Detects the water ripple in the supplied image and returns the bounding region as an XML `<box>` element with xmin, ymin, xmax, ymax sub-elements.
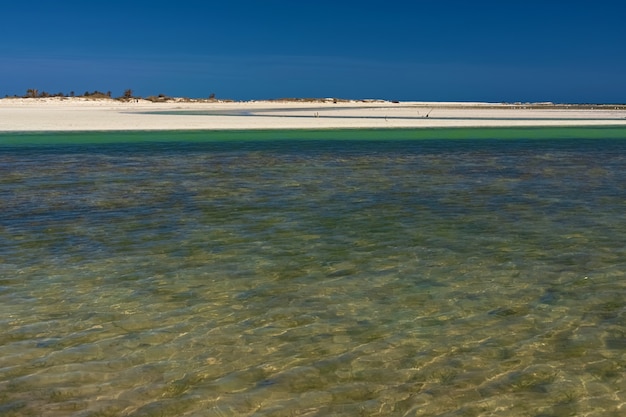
<box><xmin>1</xmin><ymin>133</ymin><xmax>625</xmax><ymax>415</ymax></box>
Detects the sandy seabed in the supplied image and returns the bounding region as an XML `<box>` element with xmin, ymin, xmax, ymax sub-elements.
<box><xmin>1</xmin><ymin>97</ymin><xmax>626</xmax><ymax>132</ymax></box>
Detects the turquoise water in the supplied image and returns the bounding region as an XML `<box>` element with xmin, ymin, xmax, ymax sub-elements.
<box><xmin>1</xmin><ymin>128</ymin><xmax>625</xmax><ymax>416</ymax></box>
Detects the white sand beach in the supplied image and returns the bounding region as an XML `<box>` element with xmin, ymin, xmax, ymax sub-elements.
<box><xmin>1</xmin><ymin>97</ymin><xmax>626</xmax><ymax>131</ymax></box>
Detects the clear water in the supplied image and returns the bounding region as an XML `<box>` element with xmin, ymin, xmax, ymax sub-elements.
<box><xmin>1</xmin><ymin>128</ymin><xmax>625</xmax><ymax>416</ymax></box>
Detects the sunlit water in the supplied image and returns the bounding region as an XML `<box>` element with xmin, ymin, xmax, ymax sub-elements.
<box><xmin>1</xmin><ymin>129</ymin><xmax>625</xmax><ymax>416</ymax></box>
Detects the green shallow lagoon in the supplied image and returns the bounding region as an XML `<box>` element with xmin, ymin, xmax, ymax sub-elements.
<box><xmin>3</xmin><ymin>125</ymin><xmax>626</xmax><ymax>145</ymax></box>
<box><xmin>1</xmin><ymin>128</ymin><xmax>625</xmax><ymax>416</ymax></box>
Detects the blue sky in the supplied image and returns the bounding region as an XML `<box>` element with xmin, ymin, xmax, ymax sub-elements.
<box><xmin>2</xmin><ymin>1</ymin><xmax>625</xmax><ymax>103</ymax></box>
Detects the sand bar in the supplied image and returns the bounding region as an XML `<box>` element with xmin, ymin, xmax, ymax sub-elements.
<box><xmin>1</xmin><ymin>97</ymin><xmax>626</xmax><ymax>132</ymax></box>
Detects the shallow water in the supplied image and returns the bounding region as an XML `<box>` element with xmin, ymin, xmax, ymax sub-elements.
<box><xmin>1</xmin><ymin>129</ymin><xmax>625</xmax><ymax>416</ymax></box>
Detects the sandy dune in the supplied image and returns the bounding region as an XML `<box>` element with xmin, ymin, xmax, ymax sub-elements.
<box><xmin>1</xmin><ymin>97</ymin><xmax>625</xmax><ymax>131</ymax></box>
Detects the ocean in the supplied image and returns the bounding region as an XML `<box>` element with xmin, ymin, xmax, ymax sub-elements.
<box><xmin>1</xmin><ymin>128</ymin><xmax>625</xmax><ymax>416</ymax></box>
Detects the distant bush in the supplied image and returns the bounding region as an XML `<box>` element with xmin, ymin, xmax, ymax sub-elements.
<box><xmin>23</xmin><ymin>89</ymin><xmax>68</xmax><ymax>98</ymax></box>
<box><xmin>82</xmin><ymin>90</ymin><xmax>111</xmax><ymax>99</ymax></box>
<box><xmin>146</xmin><ymin>93</ymin><xmax>171</xmax><ymax>103</ymax></box>
<box><xmin>114</xmin><ymin>89</ymin><xmax>140</xmax><ymax>101</ymax></box>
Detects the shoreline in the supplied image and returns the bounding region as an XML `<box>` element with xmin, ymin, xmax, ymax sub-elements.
<box><xmin>1</xmin><ymin>97</ymin><xmax>626</xmax><ymax>132</ymax></box>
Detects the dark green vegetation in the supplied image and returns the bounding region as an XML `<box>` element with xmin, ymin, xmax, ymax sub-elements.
<box><xmin>5</xmin><ymin>88</ymin><xmax>220</xmax><ymax>102</ymax></box>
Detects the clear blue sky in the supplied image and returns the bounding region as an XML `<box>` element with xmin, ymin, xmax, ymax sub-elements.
<box><xmin>2</xmin><ymin>1</ymin><xmax>625</xmax><ymax>103</ymax></box>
